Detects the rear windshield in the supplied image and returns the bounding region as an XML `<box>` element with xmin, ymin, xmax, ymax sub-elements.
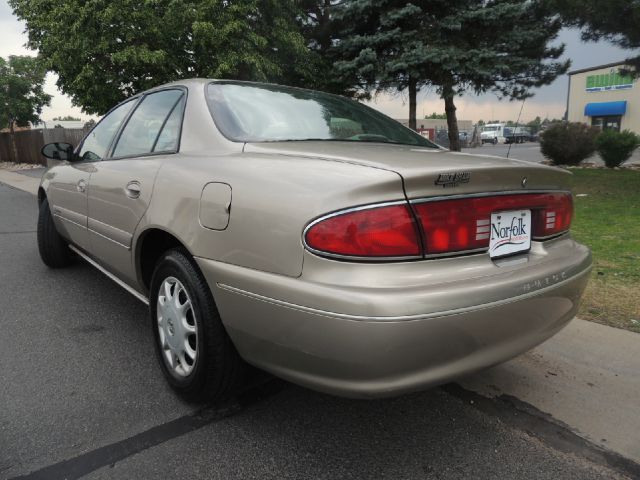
<box><xmin>206</xmin><ymin>82</ymin><xmax>438</xmax><ymax>148</ymax></box>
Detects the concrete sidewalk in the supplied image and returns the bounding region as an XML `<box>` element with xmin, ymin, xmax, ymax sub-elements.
<box><xmin>0</xmin><ymin>168</ymin><xmax>40</xmax><ymax>195</ymax></box>
<box><xmin>460</xmin><ymin>318</ymin><xmax>640</xmax><ymax>464</ymax></box>
<box><xmin>2</xmin><ymin>168</ymin><xmax>639</xmax><ymax>467</ymax></box>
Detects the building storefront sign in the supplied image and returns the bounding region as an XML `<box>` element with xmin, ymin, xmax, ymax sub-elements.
<box><xmin>586</xmin><ymin>70</ymin><xmax>634</xmax><ymax>92</ymax></box>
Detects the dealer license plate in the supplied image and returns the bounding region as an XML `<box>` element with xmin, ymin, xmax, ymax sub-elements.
<box><xmin>489</xmin><ymin>210</ymin><xmax>531</xmax><ymax>258</ymax></box>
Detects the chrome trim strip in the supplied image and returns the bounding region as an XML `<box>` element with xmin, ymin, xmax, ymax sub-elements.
<box><xmin>54</xmin><ymin>214</ymin><xmax>85</xmax><ymax>230</ymax></box>
<box><xmin>217</xmin><ymin>264</ymin><xmax>591</xmax><ymax>323</ymax></box>
<box><xmin>423</xmin><ymin>247</ymin><xmax>487</xmax><ymax>260</ymax></box>
<box><xmin>409</xmin><ymin>189</ymin><xmax>571</xmax><ymax>204</ymax></box>
<box><xmin>53</xmin><ymin>205</ymin><xmax>87</xmax><ymax>227</ymax></box>
<box><xmin>302</xmin><ymin>200</ymin><xmax>422</xmax><ymax>262</ymax></box>
<box><xmin>88</xmin><ymin>227</ymin><xmax>131</xmax><ymax>250</ymax></box>
<box><xmin>88</xmin><ymin>217</ymin><xmax>132</xmax><ymax>250</ymax></box>
<box><xmin>69</xmin><ymin>245</ymin><xmax>149</xmax><ymax>305</ymax></box>
<box><xmin>304</xmin><ymin>247</ymin><xmax>422</xmax><ymax>262</ymax></box>
<box><xmin>533</xmin><ymin>231</ymin><xmax>570</xmax><ymax>241</ymax></box>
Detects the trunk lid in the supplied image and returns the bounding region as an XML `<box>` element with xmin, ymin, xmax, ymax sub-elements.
<box><xmin>244</xmin><ymin>141</ymin><xmax>571</xmax><ymax>199</ymax></box>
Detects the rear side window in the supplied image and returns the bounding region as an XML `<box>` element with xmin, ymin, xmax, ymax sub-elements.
<box><xmin>79</xmin><ymin>99</ymin><xmax>136</xmax><ymax>161</ymax></box>
<box><xmin>153</xmin><ymin>96</ymin><xmax>185</xmax><ymax>152</ymax></box>
<box><xmin>112</xmin><ymin>89</ymin><xmax>184</xmax><ymax>158</ymax></box>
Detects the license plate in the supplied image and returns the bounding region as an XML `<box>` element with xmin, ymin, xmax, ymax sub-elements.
<box><xmin>489</xmin><ymin>209</ymin><xmax>531</xmax><ymax>258</ymax></box>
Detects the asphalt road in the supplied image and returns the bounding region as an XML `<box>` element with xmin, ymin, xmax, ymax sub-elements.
<box><xmin>463</xmin><ymin>143</ymin><xmax>546</xmax><ymax>163</ymax></box>
<box><xmin>463</xmin><ymin>141</ymin><xmax>640</xmax><ymax>165</ymax></box>
<box><xmin>0</xmin><ymin>182</ymin><xmax>631</xmax><ymax>480</ymax></box>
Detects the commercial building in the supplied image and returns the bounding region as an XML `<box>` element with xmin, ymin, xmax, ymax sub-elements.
<box><xmin>567</xmin><ymin>61</ymin><xmax>639</xmax><ymax>133</ymax></box>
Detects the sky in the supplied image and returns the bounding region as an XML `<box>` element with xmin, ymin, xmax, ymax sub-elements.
<box><xmin>1</xmin><ymin>0</ymin><xmax>637</xmax><ymax>123</ymax></box>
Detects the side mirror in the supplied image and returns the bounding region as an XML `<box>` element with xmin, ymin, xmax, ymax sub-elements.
<box><xmin>41</xmin><ymin>142</ymin><xmax>75</xmax><ymax>161</ymax></box>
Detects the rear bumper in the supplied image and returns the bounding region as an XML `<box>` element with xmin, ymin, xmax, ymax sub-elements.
<box><xmin>196</xmin><ymin>236</ymin><xmax>591</xmax><ymax>398</ymax></box>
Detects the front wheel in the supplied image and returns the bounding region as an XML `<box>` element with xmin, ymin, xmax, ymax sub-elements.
<box><xmin>37</xmin><ymin>198</ymin><xmax>74</xmax><ymax>268</ymax></box>
<box><xmin>492</xmin><ymin>137</ymin><xmax>498</xmax><ymax>145</ymax></box>
<box><xmin>149</xmin><ymin>248</ymin><xmax>244</xmax><ymax>403</ymax></box>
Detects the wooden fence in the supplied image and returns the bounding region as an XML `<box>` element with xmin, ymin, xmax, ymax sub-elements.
<box><xmin>0</xmin><ymin>127</ymin><xmax>89</xmax><ymax>165</ymax></box>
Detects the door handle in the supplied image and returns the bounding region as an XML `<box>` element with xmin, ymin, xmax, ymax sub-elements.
<box><xmin>76</xmin><ymin>179</ymin><xmax>87</xmax><ymax>193</ymax></box>
<box><xmin>125</xmin><ymin>181</ymin><xmax>141</xmax><ymax>198</ymax></box>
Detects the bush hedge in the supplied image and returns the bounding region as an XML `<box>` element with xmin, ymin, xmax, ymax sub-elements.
<box><xmin>540</xmin><ymin>122</ymin><xmax>599</xmax><ymax>166</ymax></box>
<box><xmin>595</xmin><ymin>129</ymin><xmax>640</xmax><ymax>168</ymax></box>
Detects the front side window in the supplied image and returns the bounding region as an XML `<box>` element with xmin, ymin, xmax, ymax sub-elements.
<box><xmin>78</xmin><ymin>99</ymin><xmax>136</xmax><ymax>161</ymax></box>
<box><xmin>206</xmin><ymin>82</ymin><xmax>438</xmax><ymax>148</ymax></box>
<box><xmin>112</xmin><ymin>89</ymin><xmax>184</xmax><ymax>158</ymax></box>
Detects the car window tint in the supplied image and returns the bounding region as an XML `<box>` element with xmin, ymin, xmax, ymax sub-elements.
<box><xmin>153</xmin><ymin>96</ymin><xmax>185</xmax><ymax>152</ymax></box>
<box><xmin>113</xmin><ymin>89</ymin><xmax>184</xmax><ymax>158</ymax></box>
<box><xmin>78</xmin><ymin>99</ymin><xmax>136</xmax><ymax>161</ymax></box>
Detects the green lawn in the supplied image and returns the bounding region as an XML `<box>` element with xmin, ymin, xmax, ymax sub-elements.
<box><xmin>569</xmin><ymin>168</ymin><xmax>640</xmax><ymax>332</ymax></box>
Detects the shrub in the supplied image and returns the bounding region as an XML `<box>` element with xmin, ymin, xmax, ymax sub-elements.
<box><xmin>540</xmin><ymin>122</ymin><xmax>599</xmax><ymax>166</ymax></box>
<box><xmin>595</xmin><ymin>129</ymin><xmax>640</xmax><ymax>168</ymax></box>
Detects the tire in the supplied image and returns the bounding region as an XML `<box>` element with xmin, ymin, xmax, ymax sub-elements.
<box><xmin>493</xmin><ymin>137</ymin><xmax>498</xmax><ymax>145</ymax></box>
<box><xmin>37</xmin><ymin>198</ymin><xmax>74</xmax><ymax>268</ymax></box>
<box><xmin>149</xmin><ymin>248</ymin><xmax>244</xmax><ymax>403</ymax></box>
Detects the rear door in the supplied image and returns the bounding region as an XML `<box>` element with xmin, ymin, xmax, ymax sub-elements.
<box><xmin>47</xmin><ymin>99</ymin><xmax>137</xmax><ymax>251</ymax></box>
<box><xmin>86</xmin><ymin>88</ymin><xmax>186</xmax><ymax>285</ymax></box>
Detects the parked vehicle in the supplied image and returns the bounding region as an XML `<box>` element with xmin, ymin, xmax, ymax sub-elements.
<box><xmin>528</xmin><ymin>131</ymin><xmax>540</xmax><ymax>142</ymax></box>
<box><xmin>455</xmin><ymin>131</ymin><xmax>472</xmax><ymax>148</ymax></box>
<box><xmin>504</xmin><ymin>126</ymin><xmax>530</xmax><ymax>144</ymax></box>
<box><xmin>38</xmin><ymin>79</ymin><xmax>591</xmax><ymax>402</ymax></box>
<box><xmin>480</xmin><ymin>123</ymin><xmax>506</xmax><ymax>144</ymax></box>
<box><xmin>435</xmin><ymin>128</ymin><xmax>450</xmax><ymax>148</ymax></box>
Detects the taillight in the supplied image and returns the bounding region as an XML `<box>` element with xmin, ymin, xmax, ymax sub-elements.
<box><xmin>412</xmin><ymin>192</ymin><xmax>573</xmax><ymax>255</ymax></box>
<box><xmin>304</xmin><ymin>192</ymin><xmax>572</xmax><ymax>260</ymax></box>
<box><xmin>304</xmin><ymin>204</ymin><xmax>421</xmax><ymax>258</ymax></box>
<box><xmin>530</xmin><ymin>193</ymin><xmax>573</xmax><ymax>238</ymax></box>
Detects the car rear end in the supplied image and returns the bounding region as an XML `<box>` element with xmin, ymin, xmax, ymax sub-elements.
<box><xmin>204</xmin><ymin>143</ymin><xmax>591</xmax><ymax>398</ymax></box>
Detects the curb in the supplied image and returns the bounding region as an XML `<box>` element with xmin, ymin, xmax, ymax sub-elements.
<box><xmin>0</xmin><ymin>169</ymin><xmax>40</xmax><ymax>195</ymax></box>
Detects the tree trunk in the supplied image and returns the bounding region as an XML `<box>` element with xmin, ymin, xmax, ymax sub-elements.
<box><xmin>319</xmin><ymin>0</ymin><xmax>332</xmax><ymax>52</ymax></box>
<box><xmin>442</xmin><ymin>83</ymin><xmax>461</xmax><ymax>151</ymax></box>
<box><xmin>408</xmin><ymin>77</ymin><xmax>417</xmax><ymax>131</ymax></box>
<box><xmin>9</xmin><ymin>119</ymin><xmax>19</xmax><ymax>164</ymax></box>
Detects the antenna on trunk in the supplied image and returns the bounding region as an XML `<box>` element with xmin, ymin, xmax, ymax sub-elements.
<box><xmin>507</xmin><ymin>99</ymin><xmax>526</xmax><ymax>159</ymax></box>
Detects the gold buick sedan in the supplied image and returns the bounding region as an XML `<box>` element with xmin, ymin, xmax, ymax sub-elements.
<box><xmin>38</xmin><ymin>79</ymin><xmax>592</xmax><ymax>402</ymax></box>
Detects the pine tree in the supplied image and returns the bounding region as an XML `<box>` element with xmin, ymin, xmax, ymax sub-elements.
<box><xmin>553</xmin><ymin>0</ymin><xmax>640</xmax><ymax>71</ymax></box>
<box><xmin>334</xmin><ymin>0</ymin><xmax>568</xmax><ymax>151</ymax></box>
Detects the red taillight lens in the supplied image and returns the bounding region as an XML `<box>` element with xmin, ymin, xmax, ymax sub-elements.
<box><xmin>412</xmin><ymin>192</ymin><xmax>573</xmax><ymax>255</ymax></box>
<box><xmin>305</xmin><ymin>204</ymin><xmax>421</xmax><ymax>257</ymax></box>
<box><xmin>530</xmin><ymin>193</ymin><xmax>573</xmax><ymax>238</ymax></box>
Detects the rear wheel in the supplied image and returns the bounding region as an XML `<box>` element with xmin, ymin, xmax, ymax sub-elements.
<box><xmin>37</xmin><ymin>198</ymin><xmax>74</xmax><ymax>268</ymax></box>
<box><xmin>149</xmin><ymin>248</ymin><xmax>244</xmax><ymax>403</ymax></box>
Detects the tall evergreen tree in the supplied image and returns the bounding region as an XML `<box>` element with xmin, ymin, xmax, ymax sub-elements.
<box><xmin>552</xmin><ymin>0</ymin><xmax>640</xmax><ymax>72</ymax></box>
<box><xmin>299</xmin><ymin>0</ymin><xmax>365</xmax><ymax>96</ymax></box>
<box><xmin>334</xmin><ymin>0</ymin><xmax>568</xmax><ymax>151</ymax></box>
